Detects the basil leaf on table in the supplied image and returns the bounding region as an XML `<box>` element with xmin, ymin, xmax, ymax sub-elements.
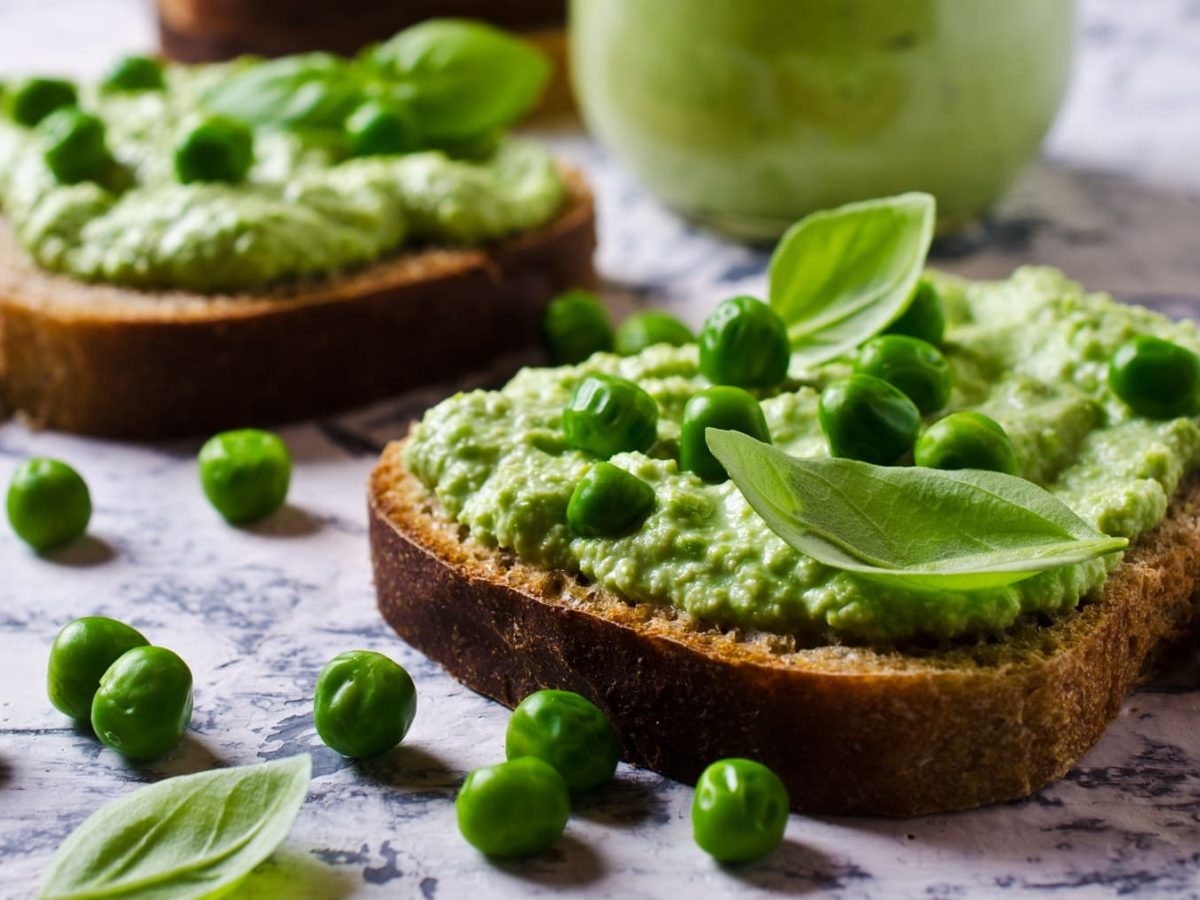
<box><xmin>39</xmin><ymin>755</ymin><xmax>311</xmax><ymax>900</ymax></box>
<box><xmin>706</xmin><ymin>429</ymin><xmax>1128</xmax><ymax>592</ymax></box>
<box><xmin>368</xmin><ymin>19</ymin><xmax>551</xmax><ymax>142</ymax></box>
<box><xmin>768</xmin><ymin>192</ymin><xmax>936</xmax><ymax>367</ymax></box>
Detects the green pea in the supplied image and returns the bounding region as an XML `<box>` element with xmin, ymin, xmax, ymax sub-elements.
<box><xmin>91</xmin><ymin>646</ymin><xmax>193</xmax><ymax>761</ymax></box>
<box><xmin>174</xmin><ymin>116</ymin><xmax>254</xmax><ymax>184</ymax></box>
<box><xmin>6</xmin><ymin>458</ymin><xmax>91</xmax><ymax>552</ymax></box>
<box><xmin>855</xmin><ymin>334</ymin><xmax>951</xmax><ymax>415</ymax></box>
<box><xmin>47</xmin><ymin>617</ymin><xmax>149</xmax><ymax>722</ymax></box>
<box><xmin>819</xmin><ymin>374</ymin><xmax>920</xmax><ymax>465</ymax></box>
<box><xmin>198</xmin><ymin>428</ymin><xmax>291</xmax><ymax>525</ymax></box>
<box><xmin>456</xmin><ymin>757</ymin><xmax>570</xmax><ymax>858</ymax></box>
<box><xmin>699</xmin><ymin>295</ymin><xmax>790</xmax><ymax>389</ymax></box>
<box><xmin>681</xmin><ymin>386</ymin><xmax>771</xmax><ymax>482</ymax></box>
<box><xmin>567</xmin><ymin>462</ymin><xmax>655</xmax><ymax>537</ymax></box>
<box><xmin>541</xmin><ymin>290</ymin><xmax>614</xmax><ymax>364</ymax></box>
<box><xmin>915</xmin><ymin>411</ymin><xmax>1019</xmax><ymax>475</ymax></box>
<box><xmin>313</xmin><ymin>650</ymin><xmax>417</xmax><ymax>759</ymax></box>
<box><xmin>563</xmin><ymin>374</ymin><xmax>658</xmax><ymax>459</ymax></box>
<box><xmin>345</xmin><ymin>100</ymin><xmax>418</xmax><ymax>157</ymax></box>
<box><xmin>692</xmin><ymin>758</ymin><xmax>789</xmax><ymax>863</ymax></box>
<box><xmin>614</xmin><ymin>310</ymin><xmax>694</xmax><ymax>356</ymax></box>
<box><xmin>6</xmin><ymin>77</ymin><xmax>77</xmax><ymax>126</ymax></box>
<box><xmin>885</xmin><ymin>278</ymin><xmax>946</xmax><ymax>345</ymax></box>
<box><xmin>40</xmin><ymin>107</ymin><xmax>113</xmax><ymax>185</ymax></box>
<box><xmin>506</xmin><ymin>689</ymin><xmax>620</xmax><ymax>791</ymax></box>
<box><xmin>101</xmin><ymin>55</ymin><xmax>165</xmax><ymax>92</ymax></box>
<box><xmin>1108</xmin><ymin>335</ymin><xmax>1200</xmax><ymax>419</ymax></box>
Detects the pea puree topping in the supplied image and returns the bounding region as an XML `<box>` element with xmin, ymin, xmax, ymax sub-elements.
<box><xmin>406</xmin><ymin>267</ymin><xmax>1200</xmax><ymax>643</ymax></box>
<box><xmin>0</xmin><ymin>37</ymin><xmax>564</xmax><ymax>292</ymax></box>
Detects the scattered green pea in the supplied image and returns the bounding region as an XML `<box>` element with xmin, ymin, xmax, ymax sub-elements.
<box><xmin>197</xmin><ymin>428</ymin><xmax>291</xmax><ymax>525</ymax></box>
<box><xmin>47</xmin><ymin>617</ymin><xmax>149</xmax><ymax>722</ymax></box>
<box><xmin>174</xmin><ymin>116</ymin><xmax>254</xmax><ymax>184</ymax></box>
<box><xmin>614</xmin><ymin>310</ymin><xmax>694</xmax><ymax>356</ymax></box>
<box><xmin>819</xmin><ymin>374</ymin><xmax>920</xmax><ymax>465</ymax></box>
<box><xmin>699</xmin><ymin>295</ymin><xmax>790</xmax><ymax>388</ymax></box>
<box><xmin>915</xmin><ymin>411</ymin><xmax>1020</xmax><ymax>474</ymax></box>
<box><xmin>456</xmin><ymin>757</ymin><xmax>570</xmax><ymax>858</ymax></box>
<box><xmin>101</xmin><ymin>55</ymin><xmax>165</xmax><ymax>93</ymax></box>
<box><xmin>1108</xmin><ymin>335</ymin><xmax>1200</xmax><ymax>420</ymax></box>
<box><xmin>681</xmin><ymin>386</ymin><xmax>771</xmax><ymax>482</ymax></box>
<box><xmin>885</xmin><ymin>278</ymin><xmax>946</xmax><ymax>345</ymax></box>
<box><xmin>506</xmin><ymin>690</ymin><xmax>620</xmax><ymax>791</ymax></box>
<box><xmin>6</xmin><ymin>77</ymin><xmax>77</xmax><ymax>126</ymax></box>
<box><xmin>91</xmin><ymin>645</ymin><xmax>193</xmax><ymax>761</ymax></box>
<box><xmin>40</xmin><ymin>107</ymin><xmax>113</xmax><ymax>185</ymax></box>
<box><xmin>563</xmin><ymin>373</ymin><xmax>658</xmax><ymax>459</ymax></box>
<box><xmin>855</xmin><ymin>334</ymin><xmax>952</xmax><ymax>415</ymax></box>
<box><xmin>6</xmin><ymin>458</ymin><xmax>91</xmax><ymax>552</ymax></box>
<box><xmin>692</xmin><ymin>758</ymin><xmax>789</xmax><ymax>863</ymax></box>
<box><xmin>541</xmin><ymin>290</ymin><xmax>614</xmax><ymax>365</ymax></box>
<box><xmin>566</xmin><ymin>462</ymin><xmax>655</xmax><ymax>537</ymax></box>
<box><xmin>313</xmin><ymin>650</ymin><xmax>417</xmax><ymax>760</ymax></box>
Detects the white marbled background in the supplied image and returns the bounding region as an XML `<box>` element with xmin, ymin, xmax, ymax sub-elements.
<box><xmin>1</xmin><ymin>1</ymin><xmax>1198</xmax><ymax>897</ymax></box>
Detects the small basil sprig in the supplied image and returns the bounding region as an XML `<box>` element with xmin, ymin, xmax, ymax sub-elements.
<box><xmin>39</xmin><ymin>755</ymin><xmax>311</xmax><ymax>900</ymax></box>
<box><xmin>707</xmin><ymin>429</ymin><xmax>1128</xmax><ymax>591</ymax></box>
<box><xmin>365</xmin><ymin>19</ymin><xmax>550</xmax><ymax>143</ymax></box>
<box><xmin>203</xmin><ymin>20</ymin><xmax>550</xmax><ymax>145</ymax></box>
<box><xmin>769</xmin><ymin>192</ymin><xmax>936</xmax><ymax>367</ymax></box>
<box><xmin>203</xmin><ymin>54</ymin><xmax>365</xmax><ymax>131</ymax></box>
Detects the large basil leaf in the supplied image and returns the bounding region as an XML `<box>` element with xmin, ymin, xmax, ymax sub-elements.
<box><xmin>39</xmin><ymin>755</ymin><xmax>311</xmax><ymax>900</ymax></box>
<box><xmin>368</xmin><ymin>19</ymin><xmax>550</xmax><ymax>142</ymax></box>
<box><xmin>707</xmin><ymin>429</ymin><xmax>1127</xmax><ymax>591</ymax></box>
<box><xmin>768</xmin><ymin>192</ymin><xmax>936</xmax><ymax>367</ymax></box>
<box><xmin>202</xmin><ymin>54</ymin><xmax>364</xmax><ymax>130</ymax></box>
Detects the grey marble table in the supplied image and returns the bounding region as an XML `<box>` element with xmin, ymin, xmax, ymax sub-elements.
<box><xmin>2</xmin><ymin>1</ymin><xmax>1199</xmax><ymax>897</ymax></box>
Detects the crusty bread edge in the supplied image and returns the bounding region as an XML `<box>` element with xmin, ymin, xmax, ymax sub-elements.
<box><xmin>369</xmin><ymin>438</ymin><xmax>1200</xmax><ymax>816</ymax></box>
<box><xmin>0</xmin><ymin>170</ymin><xmax>595</xmax><ymax>438</ymax></box>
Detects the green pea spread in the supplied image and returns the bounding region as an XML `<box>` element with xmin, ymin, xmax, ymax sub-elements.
<box><xmin>0</xmin><ymin>64</ymin><xmax>564</xmax><ymax>292</ymax></box>
<box><xmin>406</xmin><ymin>268</ymin><xmax>1200</xmax><ymax>643</ymax></box>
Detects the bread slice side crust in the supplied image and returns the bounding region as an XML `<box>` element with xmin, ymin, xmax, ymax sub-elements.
<box><xmin>369</xmin><ymin>438</ymin><xmax>1200</xmax><ymax>816</ymax></box>
<box><xmin>0</xmin><ymin>170</ymin><xmax>594</xmax><ymax>438</ymax></box>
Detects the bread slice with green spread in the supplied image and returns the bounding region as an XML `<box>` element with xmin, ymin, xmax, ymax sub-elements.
<box><xmin>0</xmin><ymin>172</ymin><xmax>593</xmax><ymax>438</ymax></box>
<box><xmin>0</xmin><ymin>22</ymin><xmax>594</xmax><ymax>438</ymax></box>
<box><xmin>368</xmin><ymin>261</ymin><xmax>1200</xmax><ymax>816</ymax></box>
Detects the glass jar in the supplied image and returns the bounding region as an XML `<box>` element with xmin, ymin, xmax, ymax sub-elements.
<box><xmin>570</xmin><ymin>0</ymin><xmax>1074</xmax><ymax>238</ymax></box>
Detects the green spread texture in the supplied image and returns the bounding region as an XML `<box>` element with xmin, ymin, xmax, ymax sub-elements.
<box><xmin>0</xmin><ymin>31</ymin><xmax>564</xmax><ymax>292</ymax></box>
<box><xmin>406</xmin><ymin>268</ymin><xmax>1200</xmax><ymax>642</ymax></box>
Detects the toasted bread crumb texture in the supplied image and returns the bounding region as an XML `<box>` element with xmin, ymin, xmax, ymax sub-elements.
<box><xmin>403</xmin><ymin>267</ymin><xmax>1200</xmax><ymax>641</ymax></box>
<box><xmin>370</xmin><ymin>442</ymin><xmax>1200</xmax><ymax>815</ymax></box>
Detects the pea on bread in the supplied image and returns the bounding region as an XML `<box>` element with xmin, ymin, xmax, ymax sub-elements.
<box><xmin>0</xmin><ymin>175</ymin><xmax>594</xmax><ymax>438</ymax></box>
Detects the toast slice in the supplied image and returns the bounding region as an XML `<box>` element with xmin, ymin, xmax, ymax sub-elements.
<box><xmin>0</xmin><ymin>169</ymin><xmax>594</xmax><ymax>439</ymax></box>
<box><xmin>369</xmin><ymin>438</ymin><xmax>1200</xmax><ymax>816</ymax></box>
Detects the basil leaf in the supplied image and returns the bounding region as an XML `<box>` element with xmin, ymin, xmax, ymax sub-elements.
<box><xmin>768</xmin><ymin>192</ymin><xmax>936</xmax><ymax>367</ymax></box>
<box><xmin>368</xmin><ymin>19</ymin><xmax>550</xmax><ymax>142</ymax></box>
<box><xmin>39</xmin><ymin>755</ymin><xmax>311</xmax><ymax>900</ymax></box>
<box><xmin>203</xmin><ymin>54</ymin><xmax>364</xmax><ymax>130</ymax></box>
<box><xmin>707</xmin><ymin>429</ymin><xmax>1128</xmax><ymax>591</ymax></box>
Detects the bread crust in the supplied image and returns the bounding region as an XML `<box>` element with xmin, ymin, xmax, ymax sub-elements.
<box><xmin>369</xmin><ymin>439</ymin><xmax>1200</xmax><ymax>816</ymax></box>
<box><xmin>155</xmin><ymin>0</ymin><xmax>564</xmax><ymax>62</ymax></box>
<box><xmin>0</xmin><ymin>171</ymin><xmax>594</xmax><ymax>438</ymax></box>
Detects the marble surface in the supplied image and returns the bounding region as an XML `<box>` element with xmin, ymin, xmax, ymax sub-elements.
<box><xmin>2</xmin><ymin>1</ymin><xmax>1200</xmax><ymax>897</ymax></box>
